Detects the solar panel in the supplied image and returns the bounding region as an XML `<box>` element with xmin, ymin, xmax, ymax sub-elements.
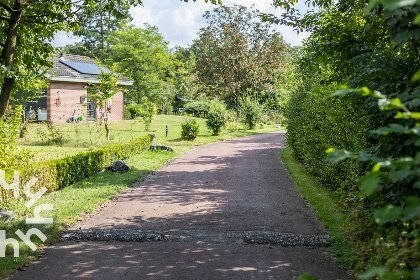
<box><xmin>60</xmin><ymin>60</ymin><xmax>111</xmax><ymax>75</ymax></box>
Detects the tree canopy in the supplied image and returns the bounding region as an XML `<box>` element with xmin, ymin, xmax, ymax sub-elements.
<box><xmin>192</xmin><ymin>4</ymin><xmax>289</xmax><ymax>115</ymax></box>
<box><xmin>71</xmin><ymin>2</ymin><xmax>133</xmax><ymax>60</ymax></box>
<box><xmin>105</xmin><ymin>23</ymin><xmax>180</xmax><ymax>104</ymax></box>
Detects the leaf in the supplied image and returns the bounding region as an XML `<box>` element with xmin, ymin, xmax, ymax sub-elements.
<box><xmin>378</xmin><ymin>98</ymin><xmax>391</xmax><ymax>110</ymax></box>
<box><xmin>359</xmin><ymin>266</ymin><xmax>388</xmax><ymax>280</ymax></box>
<box><xmin>371</xmin><ymin>127</ymin><xmax>392</xmax><ymax>135</ymax></box>
<box><xmin>389</xmin><ymin>98</ymin><xmax>405</xmax><ymax>109</ymax></box>
<box><xmin>400</xmin><ymin>197</ymin><xmax>420</xmax><ymax>221</ymax></box>
<box><xmin>332</xmin><ymin>87</ymin><xmax>353</xmax><ymax>97</ymax></box>
<box><xmin>390</xmin><ymin>168</ymin><xmax>414</xmax><ymax>182</ymax></box>
<box><xmin>412</xmin><ymin>69</ymin><xmax>420</xmax><ymax>81</ymax></box>
<box><xmin>365</xmin><ymin>0</ymin><xmax>379</xmax><ymax>12</ymax></box>
<box><xmin>374</xmin><ymin>204</ymin><xmax>403</xmax><ymax>225</ymax></box>
<box><xmin>383</xmin><ymin>0</ymin><xmax>418</xmax><ymax>10</ymax></box>
<box><xmin>360</xmin><ymin>172</ymin><xmax>380</xmax><ymax>195</ymax></box>
<box><xmin>395</xmin><ymin>112</ymin><xmax>420</xmax><ymax>120</ymax></box>
<box><xmin>372</xmin><ymin>163</ymin><xmax>382</xmax><ymax>172</ymax></box>
<box><xmin>326</xmin><ymin>149</ymin><xmax>354</xmax><ymax>163</ymax></box>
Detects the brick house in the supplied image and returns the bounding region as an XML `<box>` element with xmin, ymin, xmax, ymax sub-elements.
<box><xmin>26</xmin><ymin>54</ymin><xmax>133</xmax><ymax>124</ymax></box>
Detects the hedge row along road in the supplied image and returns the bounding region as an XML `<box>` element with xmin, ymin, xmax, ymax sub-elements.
<box><xmin>13</xmin><ymin>132</ymin><xmax>352</xmax><ymax>280</ymax></box>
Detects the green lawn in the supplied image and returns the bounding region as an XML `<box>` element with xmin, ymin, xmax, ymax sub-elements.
<box><xmin>18</xmin><ymin>114</ymin><xmax>283</xmax><ymax>162</ymax></box>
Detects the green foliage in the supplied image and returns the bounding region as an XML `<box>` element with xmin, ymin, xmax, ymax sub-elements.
<box><xmin>285</xmin><ymin>72</ymin><xmax>369</xmax><ymax>191</ymax></box>
<box><xmin>138</xmin><ymin>97</ymin><xmax>157</xmax><ymax>131</ymax></box>
<box><xmin>206</xmin><ymin>102</ymin><xmax>232</xmax><ymax>136</ymax></box>
<box><xmin>296</xmin><ymin>273</ymin><xmax>319</xmax><ymax>280</ymax></box>
<box><xmin>241</xmin><ymin>97</ymin><xmax>264</xmax><ymax>130</ymax></box>
<box><xmin>183</xmin><ymin>101</ymin><xmax>211</xmax><ymax>117</ymax></box>
<box><xmin>87</xmin><ymin>63</ymin><xmax>120</xmax><ymax>141</ymax></box>
<box><xmin>181</xmin><ymin>119</ymin><xmax>199</xmax><ymax>140</ymax></box>
<box><xmin>0</xmin><ymin>136</ymin><xmax>150</xmax><ymax>206</ymax></box>
<box><xmin>0</xmin><ymin>106</ymin><xmax>32</xmax><ymax>170</ymax></box>
<box><xmin>106</xmin><ymin>23</ymin><xmax>180</xmax><ymax>105</ymax></box>
<box><xmin>192</xmin><ymin>5</ymin><xmax>289</xmax><ymax>115</ymax></box>
<box><xmin>69</xmin><ymin>3</ymin><xmax>133</xmax><ymax>60</ymax></box>
<box><xmin>125</xmin><ymin>103</ymin><xmax>142</xmax><ymax>119</ymax></box>
<box><xmin>326</xmin><ymin>89</ymin><xmax>420</xmax><ymax>272</ymax></box>
<box><xmin>273</xmin><ymin>0</ymin><xmax>420</xmax><ymax>277</ymax></box>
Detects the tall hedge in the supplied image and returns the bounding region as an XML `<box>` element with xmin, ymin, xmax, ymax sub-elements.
<box><xmin>284</xmin><ymin>73</ymin><xmax>370</xmax><ymax>191</ymax></box>
<box><xmin>0</xmin><ymin>136</ymin><xmax>150</xmax><ymax>202</ymax></box>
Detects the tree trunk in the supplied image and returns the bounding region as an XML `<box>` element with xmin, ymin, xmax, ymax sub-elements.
<box><xmin>105</xmin><ymin>122</ymin><xmax>110</xmax><ymax>141</ymax></box>
<box><xmin>0</xmin><ymin>0</ymin><xmax>23</xmax><ymax>120</ymax></box>
<box><xmin>104</xmin><ymin>112</ymin><xmax>110</xmax><ymax>141</ymax></box>
<box><xmin>235</xmin><ymin>93</ymin><xmax>241</xmax><ymax>118</ymax></box>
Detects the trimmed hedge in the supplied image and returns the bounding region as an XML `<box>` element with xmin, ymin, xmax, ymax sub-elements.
<box><xmin>284</xmin><ymin>74</ymin><xmax>370</xmax><ymax>192</ymax></box>
<box><xmin>1</xmin><ymin>136</ymin><xmax>150</xmax><ymax>202</ymax></box>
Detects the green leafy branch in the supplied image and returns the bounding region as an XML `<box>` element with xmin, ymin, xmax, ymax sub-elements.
<box><xmin>328</xmin><ymin>86</ymin><xmax>420</xmax><ymax>225</ymax></box>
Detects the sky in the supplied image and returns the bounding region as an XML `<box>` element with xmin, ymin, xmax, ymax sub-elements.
<box><xmin>51</xmin><ymin>0</ymin><xmax>310</xmax><ymax>49</ymax></box>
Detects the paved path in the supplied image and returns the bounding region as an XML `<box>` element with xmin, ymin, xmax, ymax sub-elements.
<box><xmin>13</xmin><ymin>132</ymin><xmax>353</xmax><ymax>280</ymax></box>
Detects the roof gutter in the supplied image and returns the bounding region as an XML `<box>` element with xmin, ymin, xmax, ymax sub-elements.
<box><xmin>47</xmin><ymin>75</ymin><xmax>134</xmax><ymax>86</ymax></box>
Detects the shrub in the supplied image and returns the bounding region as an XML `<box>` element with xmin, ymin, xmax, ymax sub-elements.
<box><xmin>125</xmin><ymin>98</ymin><xmax>157</xmax><ymax>130</ymax></box>
<box><xmin>0</xmin><ymin>106</ymin><xmax>33</xmax><ymax>170</ymax></box>
<box><xmin>138</xmin><ymin>97</ymin><xmax>157</xmax><ymax>131</ymax></box>
<box><xmin>183</xmin><ymin>101</ymin><xmax>211</xmax><ymax>117</ymax></box>
<box><xmin>241</xmin><ymin>97</ymin><xmax>263</xmax><ymax>129</ymax></box>
<box><xmin>125</xmin><ymin>103</ymin><xmax>142</xmax><ymax>119</ymax></box>
<box><xmin>0</xmin><ymin>136</ymin><xmax>150</xmax><ymax>205</ymax></box>
<box><xmin>206</xmin><ymin>102</ymin><xmax>232</xmax><ymax>136</ymax></box>
<box><xmin>181</xmin><ymin>119</ymin><xmax>199</xmax><ymax>140</ymax></box>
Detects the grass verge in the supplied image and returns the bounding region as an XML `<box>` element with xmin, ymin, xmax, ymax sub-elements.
<box><xmin>281</xmin><ymin>147</ymin><xmax>357</xmax><ymax>270</ymax></box>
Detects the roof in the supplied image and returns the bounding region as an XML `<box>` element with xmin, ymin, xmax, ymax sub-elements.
<box><xmin>46</xmin><ymin>54</ymin><xmax>134</xmax><ymax>86</ymax></box>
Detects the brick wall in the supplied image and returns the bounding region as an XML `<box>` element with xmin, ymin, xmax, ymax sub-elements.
<box><xmin>47</xmin><ymin>81</ymin><xmax>124</xmax><ymax>124</ymax></box>
<box><xmin>96</xmin><ymin>86</ymin><xmax>125</xmax><ymax>123</ymax></box>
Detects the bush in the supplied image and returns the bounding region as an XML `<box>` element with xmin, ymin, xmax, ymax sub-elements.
<box><xmin>206</xmin><ymin>102</ymin><xmax>232</xmax><ymax>136</ymax></box>
<box><xmin>125</xmin><ymin>98</ymin><xmax>157</xmax><ymax>130</ymax></box>
<box><xmin>125</xmin><ymin>103</ymin><xmax>142</xmax><ymax>119</ymax></box>
<box><xmin>183</xmin><ymin>101</ymin><xmax>211</xmax><ymax>117</ymax></box>
<box><xmin>241</xmin><ymin>97</ymin><xmax>263</xmax><ymax>129</ymax></box>
<box><xmin>0</xmin><ymin>106</ymin><xmax>33</xmax><ymax>170</ymax></box>
<box><xmin>0</xmin><ymin>136</ymin><xmax>150</xmax><ymax>204</ymax></box>
<box><xmin>181</xmin><ymin>119</ymin><xmax>199</xmax><ymax>140</ymax></box>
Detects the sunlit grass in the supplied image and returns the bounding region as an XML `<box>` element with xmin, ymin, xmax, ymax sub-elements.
<box><xmin>18</xmin><ymin>114</ymin><xmax>282</xmax><ymax>162</ymax></box>
<box><xmin>281</xmin><ymin>147</ymin><xmax>357</xmax><ymax>271</ymax></box>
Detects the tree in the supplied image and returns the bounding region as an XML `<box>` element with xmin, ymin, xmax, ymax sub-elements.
<box><xmin>192</xmin><ymin>5</ymin><xmax>289</xmax><ymax>115</ymax></box>
<box><xmin>171</xmin><ymin>47</ymin><xmax>200</xmax><ymax>101</ymax></box>
<box><xmin>138</xmin><ymin>97</ymin><xmax>157</xmax><ymax>131</ymax></box>
<box><xmin>87</xmin><ymin>64</ymin><xmax>120</xmax><ymax>141</ymax></box>
<box><xmin>0</xmin><ymin>0</ymin><xmax>221</xmax><ymax>121</ymax></box>
<box><xmin>106</xmin><ymin>23</ymin><xmax>180</xmax><ymax>104</ymax></box>
<box><xmin>70</xmin><ymin>3</ymin><xmax>133</xmax><ymax>59</ymax></box>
